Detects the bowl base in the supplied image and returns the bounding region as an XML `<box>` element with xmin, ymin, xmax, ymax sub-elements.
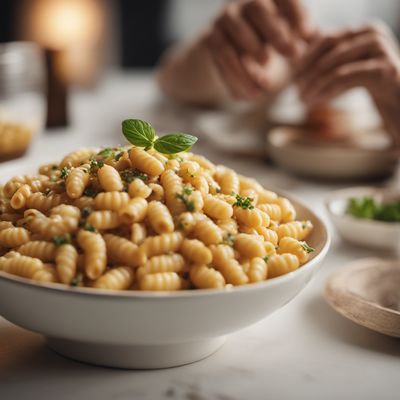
<box><xmin>46</xmin><ymin>336</ymin><xmax>226</xmax><ymax>369</ymax></box>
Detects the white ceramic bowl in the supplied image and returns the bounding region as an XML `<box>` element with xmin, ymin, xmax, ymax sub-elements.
<box><xmin>267</xmin><ymin>127</ymin><xmax>398</xmax><ymax>180</ymax></box>
<box><xmin>325</xmin><ymin>187</ymin><xmax>400</xmax><ymax>252</ymax></box>
<box><xmin>0</xmin><ymin>194</ymin><xmax>330</xmax><ymax>369</ymax></box>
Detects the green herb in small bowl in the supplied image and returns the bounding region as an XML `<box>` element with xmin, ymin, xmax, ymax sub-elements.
<box><xmin>346</xmin><ymin>196</ymin><xmax>400</xmax><ymax>223</ymax></box>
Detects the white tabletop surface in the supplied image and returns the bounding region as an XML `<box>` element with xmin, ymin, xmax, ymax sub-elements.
<box><xmin>0</xmin><ymin>71</ymin><xmax>399</xmax><ymax>400</ymax></box>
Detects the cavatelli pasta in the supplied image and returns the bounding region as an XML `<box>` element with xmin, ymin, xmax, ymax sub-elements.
<box><xmin>0</xmin><ymin>134</ymin><xmax>314</xmax><ymax>291</ymax></box>
<box><xmin>94</xmin><ymin>266</ymin><xmax>135</xmax><ymax>290</ymax></box>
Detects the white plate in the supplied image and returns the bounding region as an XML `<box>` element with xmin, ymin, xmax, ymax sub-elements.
<box><xmin>0</xmin><ymin>168</ymin><xmax>330</xmax><ymax>369</ymax></box>
<box><xmin>267</xmin><ymin>127</ymin><xmax>398</xmax><ymax>180</ymax></box>
<box><xmin>325</xmin><ymin>187</ymin><xmax>400</xmax><ymax>253</ymax></box>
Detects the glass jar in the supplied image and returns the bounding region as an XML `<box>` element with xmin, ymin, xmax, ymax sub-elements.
<box><xmin>0</xmin><ymin>42</ymin><xmax>46</xmax><ymax>161</ymax></box>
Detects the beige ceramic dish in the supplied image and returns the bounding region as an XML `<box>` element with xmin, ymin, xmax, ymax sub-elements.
<box><xmin>0</xmin><ymin>184</ymin><xmax>330</xmax><ymax>369</ymax></box>
<box><xmin>325</xmin><ymin>258</ymin><xmax>400</xmax><ymax>338</ymax></box>
<box><xmin>267</xmin><ymin>127</ymin><xmax>398</xmax><ymax>180</ymax></box>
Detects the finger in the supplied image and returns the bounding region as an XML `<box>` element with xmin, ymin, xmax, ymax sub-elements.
<box><xmin>241</xmin><ymin>50</ymin><xmax>274</xmax><ymax>91</ymax></box>
<box><xmin>296</xmin><ymin>26</ymin><xmax>380</xmax><ymax>78</ymax></box>
<box><xmin>215</xmin><ymin>6</ymin><xmax>268</xmax><ymax>63</ymax></box>
<box><xmin>298</xmin><ymin>33</ymin><xmax>386</xmax><ymax>92</ymax></box>
<box><xmin>274</xmin><ymin>0</ymin><xmax>315</xmax><ymax>40</ymax></box>
<box><xmin>205</xmin><ymin>29</ymin><xmax>264</xmax><ymax>100</ymax></box>
<box><xmin>302</xmin><ymin>59</ymin><xmax>387</xmax><ymax>105</ymax></box>
<box><xmin>242</xmin><ymin>0</ymin><xmax>296</xmax><ymax>56</ymax></box>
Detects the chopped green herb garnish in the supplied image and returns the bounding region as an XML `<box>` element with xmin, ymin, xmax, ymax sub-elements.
<box><xmin>233</xmin><ymin>193</ymin><xmax>254</xmax><ymax>210</ymax></box>
<box><xmin>81</xmin><ymin>207</ymin><xmax>92</xmax><ymax>219</ymax></box>
<box><xmin>89</xmin><ymin>158</ymin><xmax>104</xmax><ymax>172</ymax></box>
<box><xmin>114</xmin><ymin>151</ymin><xmax>124</xmax><ymax>161</ymax></box>
<box><xmin>300</xmin><ymin>242</ymin><xmax>315</xmax><ymax>253</ymax></box>
<box><xmin>70</xmin><ymin>273</ymin><xmax>83</xmax><ymax>287</ymax></box>
<box><xmin>53</xmin><ymin>234</ymin><xmax>72</xmax><ymax>246</ymax></box>
<box><xmin>347</xmin><ymin>196</ymin><xmax>400</xmax><ymax>223</ymax></box>
<box><xmin>222</xmin><ymin>233</ymin><xmax>236</xmax><ymax>247</ymax></box>
<box><xmin>60</xmin><ymin>167</ymin><xmax>70</xmax><ymax>179</ymax></box>
<box><xmin>97</xmin><ymin>148</ymin><xmax>113</xmax><ymax>158</ymax></box>
<box><xmin>83</xmin><ymin>187</ymin><xmax>97</xmax><ymax>198</ymax></box>
<box><xmin>120</xmin><ymin>169</ymin><xmax>148</xmax><ymax>183</ymax></box>
<box><xmin>182</xmin><ymin>186</ymin><xmax>193</xmax><ymax>196</ymax></box>
<box><xmin>176</xmin><ymin>187</ymin><xmax>195</xmax><ymax>212</ymax></box>
<box><xmin>263</xmin><ymin>256</ymin><xmax>269</xmax><ymax>263</ymax></box>
<box><xmin>84</xmin><ymin>223</ymin><xmax>97</xmax><ymax>232</ymax></box>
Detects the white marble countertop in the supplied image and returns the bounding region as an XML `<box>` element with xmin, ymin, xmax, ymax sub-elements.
<box><xmin>0</xmin><ymin>71</ymin><xmax>399</xmax><ymax>400</ymax></box>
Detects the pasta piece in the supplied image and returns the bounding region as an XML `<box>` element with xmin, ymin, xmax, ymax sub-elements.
<box><xmin>66</xmin><ymin>164</ymin><xmax>90</xmax><ymax>199</ymax></box>
<box><xmin>26</xmin><ymin>192</ymin><xmax>66</xmax><ymax>212</ymax></box>
<box><xmin>147</xmin><ymin>201</ymin><xmax>174</xmax><ymax>234</ymax></box>
<box><xmin>17</xmin><ymin>241</ymin><xmax>56</xmax><ymax>262</ymax></box>
<box><xmin>97</xmin><ymin>164</ymin><xmax>123</xmax><ymax>192</ymax></box>
<box><xmin>210</xmin><ymin>245</ymin><xmax>248</xmax><ymax>285</ymax></box>
<box><xmin>73</xmin><ymin>196</ymin><xmax>95</xmax><ymax>210</ymax></box>
<box><xmin>255</xmin><ymin>226</ymin><xmax>278</xmax><ymax>246</ymax></box>
<box><xmin>55</xmin><ymin>244</ymin><xmax>79</xmax><ymax>284</ymax></box>
<box><xmin>141</xmin><ymin>231</ymin><xmax>183</xmax><ymax>257</ymax></box>
<box><xmin>94</xmin><ymin>266</ymin><xmax>135</xmax><ymax>290</ymax></box>
<box><xmin>277</xmin><ymin>221</ymin><xmax>313</xmax><ymax>241</ymax></box>
<box><xmin>181</xmin><ymin>239</ymin><xmax>212</xmax><ymax>265</ymax></box>
<box><xmin>128</xmin><ymin>179</ymin><xmax>152</xmax><ymax>198</ymax></box>
<box><xmin>130</xmin><ymin>223</ymin><xmax>147</xmax><ymax>245</ymax></box>
<box><xmin>0</xmin><ymin>221</ymin><xmax>14</xmax><ymax>231</ymax></box>
<box><xmin>275</xmin><ymin>197</ymin><xmax>296</xmax><ymax>223</ymax></box>
<box><xmin>190</xmin><ymin>265</ymin><xmax>225</xmax><ymax>289</ymax></box>
<box><xmin>136</xmin><ymin>253</ymin><xmax>185</xmax><ymax>281</ymax></box>
<box><xmin>175</xmin><ymin>212</ymin><xmax>198</xmax><ymax>233</ymax></box>
<box><xmin>186</xmin><ymin>190</ymin><xmax>204</xmax><ymax>212</ymax></box>
<box><xmin>187</xmin><ymin>153</ymin><xmax>215</xmax><ymax>171</ymax></box>
<box><xmin>264</xmin><ymin>242</ymin><xmax>277</xmax><ymax>256</ymax></box>
<box><xmin>277</xmin><ymin>237</ymin><xmax>311</xmax><ymax>264</ymax></box>
<box><xmin>233</xmin><ymin>207</ymin><xmax>263</xmax><ymax>229</ymax></box>
<box><xmin>118</xmin><ymin>198</ymin><xmax>148</xmax><ymax>224</ymax></box>
<box><xmin>10</xmin><ymin>184</ymin><xmax>31</xmax><ymax>209</ymax></box>
<box><xmin>257</xmin><ymin>189</ymin><xmax>278</xmax><ymax>204</ymax></box>
<box><xmin>234</xmin><ymin>233</ymin><xmax>266</xmax><ymax>258</ymax></box>
<box><xmin>94</xmin><ymin>191</ymin><xmax>130</xmax><ymax>211</ymax></box>
<box><xmin>104</xmin><ymin>233</ymin><xmax>146</xmax><ymax>267</ymax></box>
<box><xmin>139</xmin><ymin>272</ymin><xmax>182</xmax><ymax>291</ymax></box>
<box><xmin>77</xmin><ymin>230</ymin><xmax>107</xmax><ymax>280</ymax></box>
<box><xmin>203</xmin><ymin>194</ymin><xmax>233</xmax><ymax>220</ymax></box>
<box><xmin>129</xmin><ymin>147</ymin><xmax>165</xmax><ymax>176</ymax></box>
<box><xmin>0</xmin><ymin>227</ymin><xmax>30</xmax><ymax>247</ymax></box>
<box><xmin>192</xmin><ymin>218</ymin><xmax>223</xmax><ymax>245</ymax></box>
<box><xmin>60</xmin><ymin>148</ymin><xmax>97</xmax><ymax>168</ymax></box>
<box><xmin>214</xmin><ymin>167</ymin><xmax>240</xmax><ymax>195</ymax></box>
<box><xmin>267</xmin><ymin>253</ymin><xmax>300</xmax><ymax>278</ymax></box>
<box><xmin>258</xmin><ymin>203</ymin><xmax>282</xmax><ymax>222</ymax></box>
<box><xmin>87</xmin><ymin>210</ymin><xmax>120</xmax><ymax>230</ymax></box>
<box><xmin>217</xmin><ymin>219</ymin><xmax>238</xmax><ymax>235</ymax></box>
<box><xmin>160</xmin><ymin>170</ymin><xmax>186</xmax><ymax>215</ymax></box>
<box><xmin>1</xmin><ymin>255</ymin><xmax>43</xmax><ymax>278</ymax></box>
<box><xmin>165</xmin><ymin>159</ymin><xmax>180</xmax><ymax>171</ymax></box>
<box><xmin>32</xmin><ymin>264</ymin><xmax>58</xmax><ymax>283</ymax></box>
<box><xmin>147</xmin><ymin>183</ymin><xmax>164</xmax><ymax>202</ymax></box>
<box><xmin>247</xmin><ymin>257</ymin><xmax>268</xmax><ymax>283</ymax></box>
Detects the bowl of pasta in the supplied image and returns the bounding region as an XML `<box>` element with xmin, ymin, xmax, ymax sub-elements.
<box><xmin>0</xmin><ymin>119</ymin><xmax>330</xmax><ymax>369</ymax></box>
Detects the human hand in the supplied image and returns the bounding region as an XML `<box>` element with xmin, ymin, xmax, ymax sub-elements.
<box><xmin>203</xmin><ymin>0</ymin><xmax>314</xmax><ymax>101</ymax></box>
<box><xmin>296</xmin><ymin>23</ymin><xmax>400</xmax><ymax>146</ymax></box>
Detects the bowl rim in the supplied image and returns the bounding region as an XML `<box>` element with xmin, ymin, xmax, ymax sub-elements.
<box><xmin>0</xmin><ymin>190</ymin><xmax>330</xmax><ymax>300</ymax></box>
<box><xmin>325</xmin><ymin>186</ymin><xmax>400</xmax><ymax>229</ymax></box>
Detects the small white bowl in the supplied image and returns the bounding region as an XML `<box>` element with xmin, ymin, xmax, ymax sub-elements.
<box><xmin>0</xmin><ymin>195</ymin><xmax>330</xmax><ymax>369</ymax></box>
<box><xmin>267</xmin><ymin>127</ymin><xmax>398</xmax><ymax>180</ymax></box>
<box><xmin>325</xmin><ymin>187</ymin><xmax>400</xmax><ymax>252</ymax></box>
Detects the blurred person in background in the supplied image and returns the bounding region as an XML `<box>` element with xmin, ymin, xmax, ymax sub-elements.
<box><xmin>157</xmin><ymin>0</ymin><xmax>400</xmax><ymax>147</ymax></box>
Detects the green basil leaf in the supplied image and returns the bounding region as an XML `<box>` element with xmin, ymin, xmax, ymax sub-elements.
<box><xmin>122</xmin><ymin>119</ymin><xmax>155</xmax><ymax>148</ymax></box>
<box><xmin>154</xmin><ymin>133</ymin><xmax>198</xmax><ymax>154</ymax></box>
